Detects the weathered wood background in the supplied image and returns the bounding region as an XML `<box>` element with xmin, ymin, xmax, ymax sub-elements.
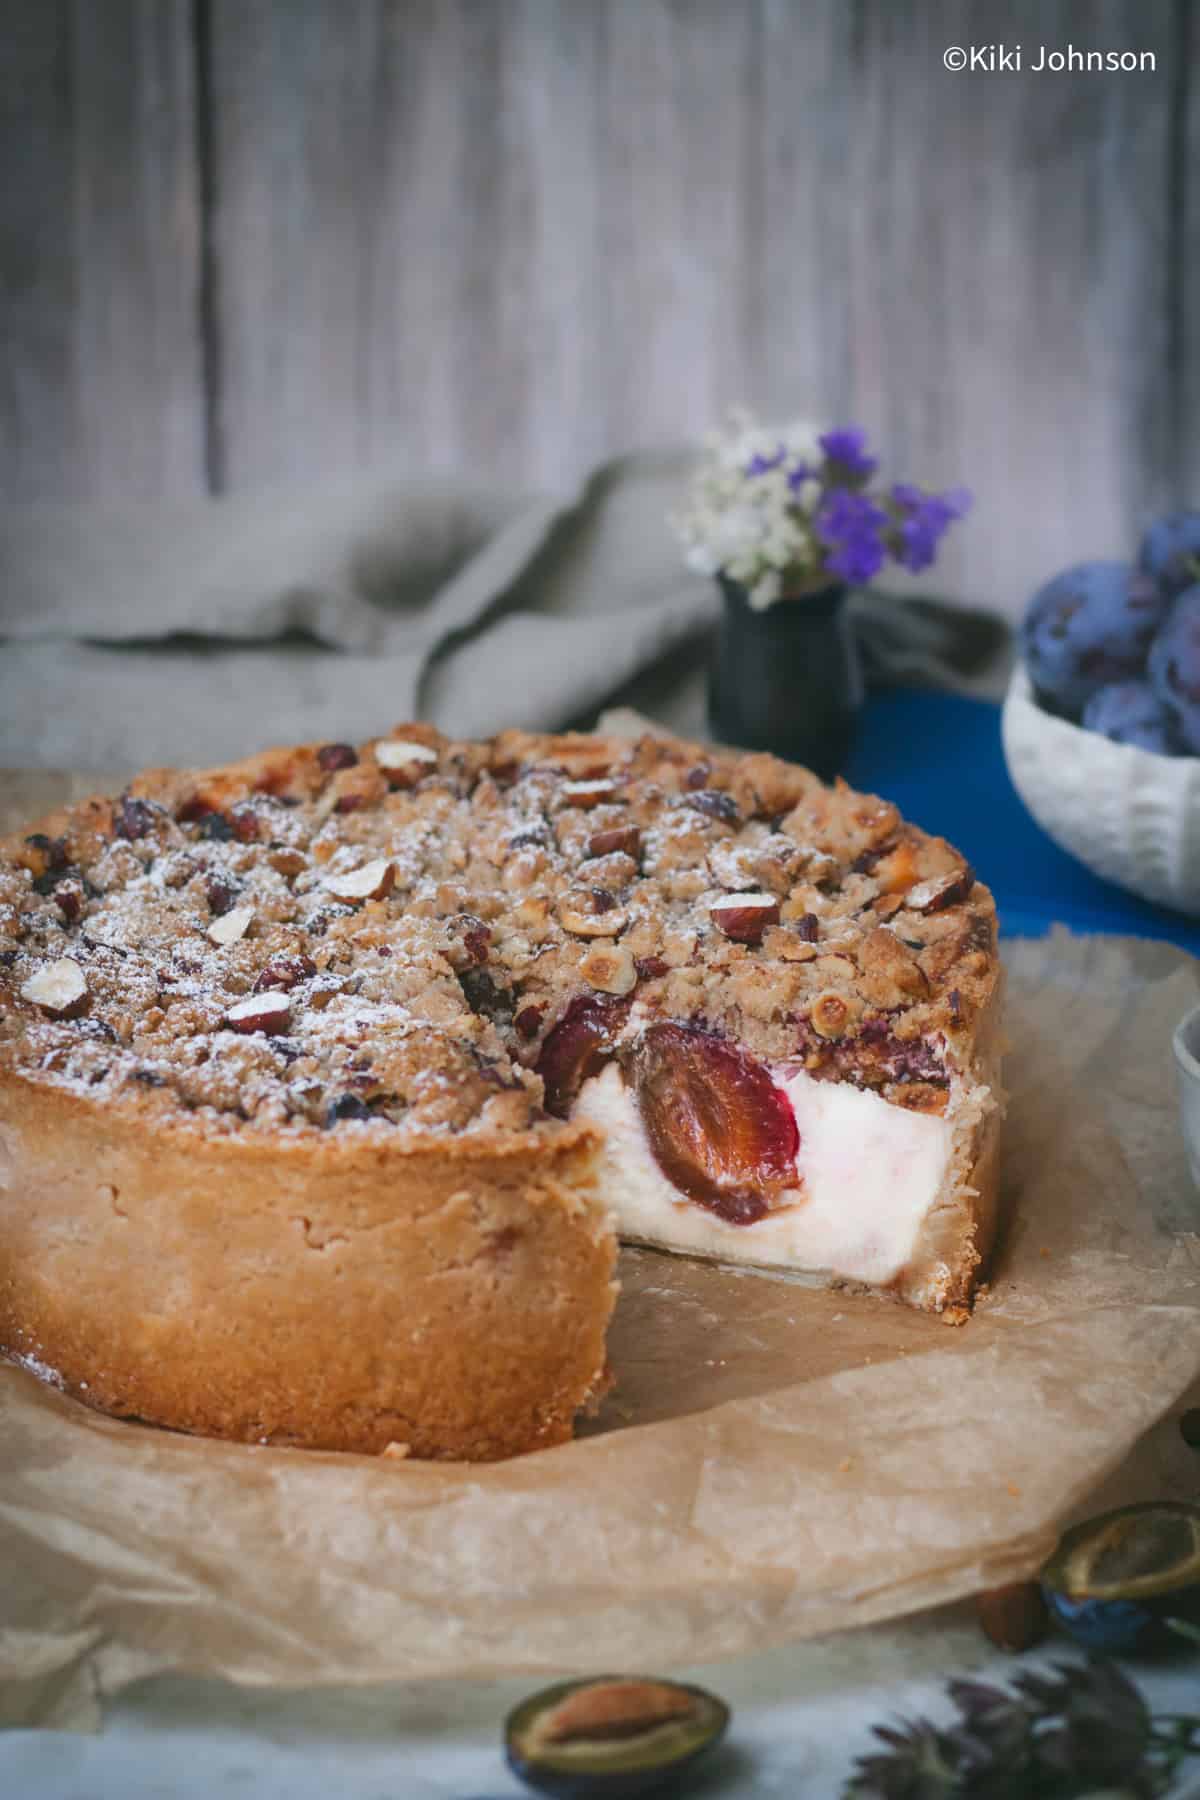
<box><xmin>2</xmin><ymin>0</ymin><xmax>1195</xmax><ymax>618</ymax></box>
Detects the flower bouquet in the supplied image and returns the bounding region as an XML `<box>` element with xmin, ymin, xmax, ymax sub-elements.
<box><xmin>674</xmin><ymin>414</ymin><xmax>971</xmax><ymax>774</ymax></box>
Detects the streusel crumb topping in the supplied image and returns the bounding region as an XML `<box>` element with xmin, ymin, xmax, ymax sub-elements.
<box><xmin>0</xmin><ymin>727</ymin><xmax>996</xmax><ymax>1140</ymax></box>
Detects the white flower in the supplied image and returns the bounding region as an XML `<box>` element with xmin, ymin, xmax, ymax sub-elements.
<box><xmin>671</xmin><ymin>408</ymin><xmax>835</xmax><ymax>605</ymax></box>
<box><xmin>716</xmin><ymin>426</ymin><xmax>779</xmax><ymax>472</ymax></box>
<box><xmin>706</xmin><ymin>503</ymin><xmax>762</xmax><ymax>565</ymax></box>
<box><xmin>749</xmin><ymin>571</ymin><xmax>782</xmax><ymax>610</ymax></box>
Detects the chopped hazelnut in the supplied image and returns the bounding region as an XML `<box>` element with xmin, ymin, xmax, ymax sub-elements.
<box><xmin>708</xmin><ymin>892</ymin><xmax>780</xmax><ymax>946</ymax></box>
<box><xmin>268</xmin><ymin>847</ymin><xmax>307</xmax><ymax>879</ymax></box>
<box><xmin>226</xmin><ymin>990</ymin><xmax>291</xmax><ymax>1034</ymax></box>
<box><xmin>374</xmin><ymin>740</ymin><xmax>438</xmax><ymax>784</ymax></box>
<box><xmin>316</xmin><ymin>742</ymin><xmax>358</xmax><ymax>772</ymax></box>
<box><xmin>561</xmin><ymin>778</ymin><xmax>621</xmax><ymax>808</ymax></box>
<box><xmin>810</xmin><ymin>992</ymin><xmax>853</xmax><ymax>1039</ymax></box>
<box><xmin>580</xmin><ymin>941</ymin><xmax>637</xmax><ymax>995</ymax></box>
<box><xmin>906</xmin><ymin>867</ymin><xmax>975</xmax><ymax>914</ymax></box>
<box><xmin>587</xmin><ymin>825</ymin><xmax>640</xmax><ymax>859</ymax></box>
<box><xmin>557</xmin><ymin>891</ymin><xmax>630</xmax><ymax>938</ymax></box>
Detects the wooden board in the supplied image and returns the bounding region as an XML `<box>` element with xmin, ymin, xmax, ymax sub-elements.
<box><xmin>0</xmin><ymin>0</ymin><xmax>206</xmax><ymax>501</ymax></box>
<box><xmin>206</xmin><ymin>0</ymin><xmax>613</xmax><ymax>487</ymax></box>
<box><xmin>838</xmin><ymin>0</ymin><xmax>1179</xmax><ymax>612</ymax></box>
<box><xmin>4</xmin><ymin>0</ymin><xmax>1198</xmax><ymax>622</ymax></box>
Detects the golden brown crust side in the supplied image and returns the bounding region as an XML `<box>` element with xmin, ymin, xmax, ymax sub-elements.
<box><xmin>0</xmin><ymin>1077</ymin><xmax>614</xmax><ymax>1459</ymax></box>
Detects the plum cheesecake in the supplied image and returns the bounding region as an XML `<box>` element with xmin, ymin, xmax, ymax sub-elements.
<box><xmin>0</xmin><ymin>725</ymin><xmax>1002</xmax><ymax>1458</ymax></box>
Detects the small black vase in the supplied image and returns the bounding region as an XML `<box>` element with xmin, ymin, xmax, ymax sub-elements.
<box><xmin>708</xmin><ymin>577</ymin><xmax>864</xmax><ymax>780</ymax></box>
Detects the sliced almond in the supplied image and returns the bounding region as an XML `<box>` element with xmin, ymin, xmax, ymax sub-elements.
<box><xmin>20</xmin><ymin>957</ymin><xmax>88</xmax><ymax>1018</ymax></box>
<box><xmin>561</xmin><ymin>779</ymin><xmax>621</xmax><ymax>808</ymax></box>
<box><xmin>207</xmin><ymin>904</ymin><xmax>255</xmax><ymax>946</ymax></box>
<box><xmin>324</xmin><ymin>859</ymin><xmax>396</xmax><ymax>903</ymax></box>
<box><xmin>579</xmin><ymin>940</ymin><xmax>637</xmax><ymax>995</ymax></box>
<box><xmin>708</xmin><ymin>891</ymin><xmax>780</xmax><ymax>945</ymax></box>
<box><xmin>226</xmin><ymin>990</ymin><xmax>291</xmax><ymax>1034</ymax></box>
<box><xmin>374</xmin><ymin>739</ymin><xmax>438</xmax><ymax>773</ymax></box>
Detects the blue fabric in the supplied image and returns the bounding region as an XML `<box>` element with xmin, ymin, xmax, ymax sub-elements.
<box><xmin>844</xmin><ymin>691</ymin><xmax>1200</xmax><ymax>957</ymax></box>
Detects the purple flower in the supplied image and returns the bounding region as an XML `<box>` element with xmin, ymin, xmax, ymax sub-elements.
<box><xmin>891</xmin><ymin>485</ymin><xmax>972</xmax><ymax>572</ymax></box>
<box><xmin>815</xmin><ymin>488</ymin><xmax>890</xmax><ymax>585</ymax></box>
<box><xmin>786</xmin><ymin>459</ymin><xmax>812</xmax><ymax>493</ymax></box>
<box><xmin>745</xmin><ymin>445</ymin><xmax>786</xmax><ymax>476</ymax></box>
<box><xmin>819</xmin><ymin>426</ymin><xmax>878</xmax><ymax>482</ymax></box>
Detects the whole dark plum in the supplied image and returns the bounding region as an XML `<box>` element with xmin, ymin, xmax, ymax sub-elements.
<box><xmin>1148</xmin><ymin>584</ymin><xmax>1200</xmax><ymax>753</ymax></box>
<box><xmin>1139</xmin><ymin>509</ymin><xmax>1200</xmax><ymax>599</ymax></box>
<box><xmin>1021</xmin><ymin>561</ymin><xmax>1167</xmax><ymax>718</ymax></box>
<box><xmin>1081</xmin><ymin>679</ymin><xmax>1179</xmax><ymax>754</ymax></box>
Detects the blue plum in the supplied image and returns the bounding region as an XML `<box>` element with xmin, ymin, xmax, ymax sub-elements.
<box><xmin>1148</xmin><ymin>585</ymin><xmax>1200</xmax><ymax>753</ymax></box>
<box><xmin>1139</xmin><ymin>509</ymin><xmax>1200</xmax><ymax>599</ymax></box>
<box><xmin>1081</xmin><ymin>679</ymin><xmax>1178</xmax><ymax>754</ymax></box>
<box><xmin>1021</xmin><ymin>562</ymin><xmax>1166</xmax><ymax>718</ymax></box>
<box><xmin>1042</xmin><ymin>1592</ymin><xmax>1158</xmax><ymax>1654</ymax></box>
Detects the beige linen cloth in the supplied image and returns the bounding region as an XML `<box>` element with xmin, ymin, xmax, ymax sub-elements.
<box><xmin>0</xmin><ymin>450</ymin><xmax>1008</xmax><ymax>770</ymax></box>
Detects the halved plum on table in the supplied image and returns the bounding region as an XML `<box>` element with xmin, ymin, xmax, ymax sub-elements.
<box><xmin>625</xmin><ymin>1023</ymin><xmax>798</xmax><ymax>1225</ymax></box>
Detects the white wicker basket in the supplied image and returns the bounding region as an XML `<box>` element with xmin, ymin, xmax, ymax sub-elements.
<box><xmin>1001</xmin><ymin>664</ymin><xmax>1200</xmax><ymax>917</ymax></box>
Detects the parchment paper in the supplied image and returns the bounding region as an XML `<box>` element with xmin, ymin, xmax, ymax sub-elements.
<box><xmin>2</xmin><ymin>929</ymin><xmax>1199</xmax><ymax>1732</ymax></box>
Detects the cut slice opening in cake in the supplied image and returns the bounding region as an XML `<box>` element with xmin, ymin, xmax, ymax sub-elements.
<box><xmin>574</xmin><ymin>1054</ymin><xmax>970</xmax><ymax>1290</ymax></box>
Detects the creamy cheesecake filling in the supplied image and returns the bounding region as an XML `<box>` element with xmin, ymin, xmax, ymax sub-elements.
<box><xmin>574</xmin><ymin>1060</ymin><xmax>960</xmax><ymax>1287</ymax></box>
